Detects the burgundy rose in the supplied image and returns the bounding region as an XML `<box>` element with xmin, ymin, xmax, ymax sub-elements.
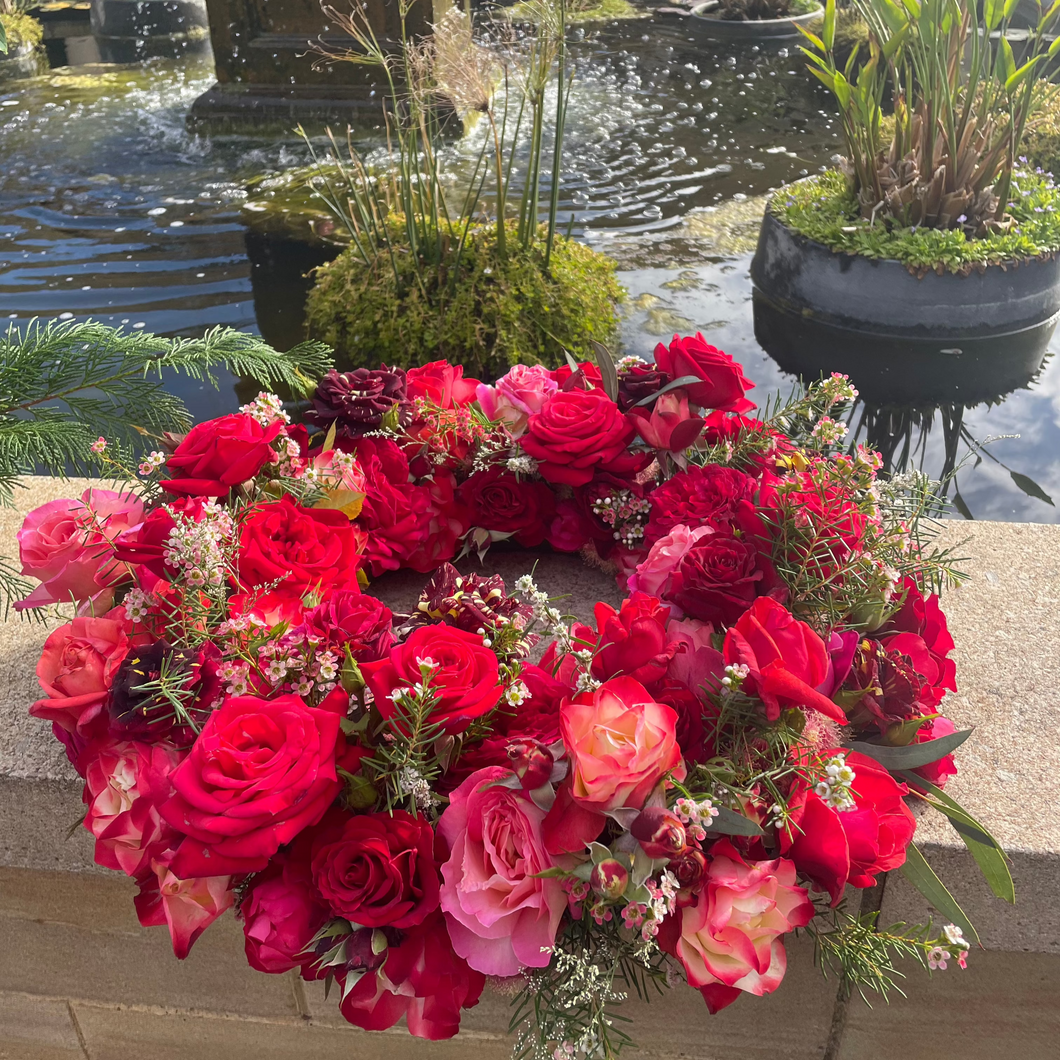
<box><xmin>666</xmin><ymin>532</ymin><xmax>763</xmax><ymax>625</ymax></box>
<box><xmin>299</xmin><ymin>590</ymin><xmax>394</xmax><ymax>663</ymax></box>
<box><xmin>521</xmin><ymin>388</ymin><xmax>648</xmax><ymax>487</ymax></box>
<box><xmin>458</xmin><ymin>466</ymin><xmax>556</xmax><ymax>547</ymax></box>
<box><xmin>618</xmin><ymin>362</ymin><xmax>668</xmax><ymax>411</ymax></box>
<box><xmin>310</xmin><ymin>809</ymin><xmax>440</xmax><ymax>929</ymax></box>
<box><xmin>653</xmin><ymin>334</ymin><xmax>755</xmax><ymax>412</ymax></box>
<box><xmin>160</xmin><ymin>413</ymin><xmax>282</xmax><ymax>498</ymax></box>
<box><xmin>306</xmin><ymin>366</ymin><xmax>409</xmax><ymax>438</ymax></box>
<box><xmin>644</xmin><ymin>464</ymin><xmax>759</xmax><ymax>546</ymax></box>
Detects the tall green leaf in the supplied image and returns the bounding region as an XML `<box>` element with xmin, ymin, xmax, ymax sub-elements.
<box><xmin>899</xmin><ymin>844</ymin><xmax>981</xmax><ymax>946</ymax></box>
<box><xmin>847</xmin><ymin>728</ymin><xmax>972</xmax><ymax>769</ymax></box>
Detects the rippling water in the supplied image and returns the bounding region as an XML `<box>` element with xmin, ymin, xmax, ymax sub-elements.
<box><xmin>0</xmin><ymin>16</ymin><xmax>1057</xmax><ymax>522</ymax></box>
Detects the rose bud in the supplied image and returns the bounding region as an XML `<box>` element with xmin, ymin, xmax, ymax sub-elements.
<box><xmin>630</xmin><ymin>806</ymin><xmax>688</xmax><ymax>859</ymax></box>
<box><xmin>667</xmin><ymin>847</ymin><xmax>708</xmax><ymax>890</ymax></box>
<box><xmin>506</xmin><ymin>737</ymin><xmax>553</xmax><ymax>790</ymax></box>
<box><xmin>590</xmin><ymin>859</ymin><xmax>630</xmax><ymax>901</ymax></box>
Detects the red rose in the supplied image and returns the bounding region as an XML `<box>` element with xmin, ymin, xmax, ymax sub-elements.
<box><xmin>666</xmin><ymin>532</ymin><xmax>763</xmax><ymax>625</ymax></box>
<box><xmin>912</xmin><ymin>716</ymin><xmax>959</xmax><ymax>788</ymax></box>
<box><xmin>160</xmin><ymin>692</ymin><xmax>342</xmax><ymax>877</ymax></box>
<box><xmin>298</xmin><ymin>589</ymin><xmax>394</xmax><ymax>662</ymax></box>
<box><xmin>309</xmin><ymin>808</ymin><xmax>440</xmax><ymax>928</ymax></box>
<box><xmin>241</xmin><ymin>841</ymin><xmax>329</xmax><ymax>974</ymax></box>
<box><xmin>591</xmin><ymin>593</ymin><xmax>678</xmax><ymax>686</ymax></box>
<box><xmin>458</xmin><ymin>466</ymin><xmax>556</xmax><ymax>547</ymax></box>
<box><xmin>361</xmin><ymin>624</ymin><xmax>503</xmax><ymax>734</ymax></box>
<box><xmin>403</xmin><ymin>470</ymin><xmax>470</xmax><ymax>573</ymax></box>
<box><xmin>626</xmin><ymin>388</ymin><xmax>705</xmax><ymax>452</ymax></box>
<box><xmin>407</xmin><ymin>360</ymin><xmax>480</xmax><ymax>407</ymax></box>
<box><xmin>237</xmin><ymin>494</ymin><xmax>365</xmax><ymax>597</ymax></box>
<box><xmin>160</xmin><ymin>413</ymin><xmax>283</xmax><ymax>497</ymax></box>
<box><xmin>338</xmin><ymin>910</ymin><xmax>484</xmax><ymax>1040</ymax></box>
<box><xmin>881</xmin><ymin>579</ymin><xmax>957</xmax><ymax>696</ymax></box>
<box><xmin>653</xmin><ymin>334</ymin><xmax>755</xmax><ymax>412</ymax></box>
<box><xmin>550</xmin><ymin>361</ymin><xmax>603</xmax><ymax>389</ymax></box>
<box><xmin>545</xmin><ymin>498</ymin><xmax>593</xmax><ymax>553</ymax></box>
<box><xmin>780</xmin><ymin>751</ymin><xmax>916</xmax><ymax>904</ymax></box>
<box><xmin>31</xmin><ymin>612</ymin><xmax>137</xmax><ymax>743</ymax></box>
<box><xmin>113</xmin><ymin>499</ymin><xmax>205</xmax><ymax>580</ymax></box>
<box><xmin>521</xmin><ymin>388</ymin><xmax>646</xmax><ymax>487</ymax></box>
<box><xmin>644</xmin><ymin>464</ymin><xmax>760</xmax><ymax>547</ymax></box>
<box><xmin>345</xmin><ymin>437</ymin><xmax>431</xmax><ymax>576</ymax></box>
<box><xmin>723</xmin><ymin>597</ymin><xmax>847</xmax><ymax>724</ymax></box>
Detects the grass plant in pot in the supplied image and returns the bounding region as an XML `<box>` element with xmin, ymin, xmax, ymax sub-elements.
<box><xmin>751</xmin><ymin>0</ymin><xmax>1060</xmax><ymax>404</ymax></box>
<box><xmin>689</xmin><ymin>0</ymin><xmax>824</xmax><ymax>42</ymax></box>
<box><xmin>302</xmin><ymin>0</ymin><xmax>623</xmax><ymax>381</ymax></box>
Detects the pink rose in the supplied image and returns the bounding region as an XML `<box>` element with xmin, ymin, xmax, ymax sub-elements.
<box><xmin>438</xmin><ymin>765</ymin><xmax>566</xmax><ymax>976</ymax></box>
<box><xmin>82</xmin><ymin>739</ymin><xmax>183</xmax><ymax>879</ymax></box>
<box><xmin>31</xmin><ymin>611</ymin><xmax>137</xmax><ymax>740</ymax></box>
<box><xmin>665</xmin><ymin>617</ymin><xmax>725</xmax><ymax>692</ymax></box>
<box><xmin>627</xmin><ymin>524</ymin><xmax>714</xmax><ymax>605</ymax></box>
<box><xmin>476</xmin><ymin>364</ymin><xmax>558</xmax><ymax>437</ymax></box>
<box><xmin>659</xmin><ymin>840</ymin><xmax>813</xmax><ymax>1014</ymax></box>
<box><xmin>560</xmin><ymin>677</ymin><xmax>685</xmax><ymax>811</ymax></box>
<box><xmin>626</xmin><ymin>388</ymin><xmax>705</xmax><ymax>452</ymax></box>
<box><xmin>134</xmin><ymin>854</ymin><xmax>235</xmax><ymax>960</ymax></box>
<box><xmin>16</xmin><ymin>489</ymin><xmax>144</xmax><ymax>610</ymax></box>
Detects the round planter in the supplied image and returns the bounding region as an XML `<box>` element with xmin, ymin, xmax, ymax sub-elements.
<box><xmin>750</xmin><ymin>208</ymin><xmax>1060</xmax><ymax>405</ymax></box>
<box><xmin>689</xmin><ymin>2</ymin><xmax>823</xmax><ymax>40</ymax></box>
<box><xmin>0</xmin><ymin>41</ymin><xmax>43</xmax><ymax>81</ymax></box>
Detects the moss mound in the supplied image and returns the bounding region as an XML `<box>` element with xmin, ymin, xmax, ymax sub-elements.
<box><xmin>505</xmin><ymin>0</ymin><xmax>645</xmax><ymax>23</ymax></box>
<box><xmin>305</xmin><ymin>221</ymin><xmax>624</xmax><ymax>379</ymax></box>
<box><xmin>1</xmin><ymin>12</ymin><xmax>43</xmax><ymax>51</ymax></box>
<box><xmin>1023</xmin><ymin>94</ymin><xmax>1060</xmax><ymax>179</ymax></box>
<box><xmin>771</xmin><ymin>168</ymin><xmax>1060</xmax><ymax>273</ymax></box>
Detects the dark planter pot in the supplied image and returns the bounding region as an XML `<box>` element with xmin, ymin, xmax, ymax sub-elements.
<box><xmin>750</xmin><ymin>208</ymin><xmax>1060</xmax><ymax>405</ymax></box>
<box><xmin>689</xmin><ymin>2</ymin><xmax>823</xmax><ymax>40</ymax></box>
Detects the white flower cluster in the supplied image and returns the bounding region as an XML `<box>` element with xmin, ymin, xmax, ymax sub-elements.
<box><xmin>673</xmin><ymin>797</ymin><xmax>720</xmax><ymax>841</ymax></box>
<box><xmin>721</xmin><ymin>663</ymin><xmax>749</xmax><ymax>691</ymax></box>
<box><xmin>162</xmin><ymin>500</ymin><xmax>234</xmax><ymax>589</ymax></box>
<box><xmin>815</xmin><ymin>753</ymin><xmax>857</xmax><ymax>812</ymax></box>
<box><xmin>123</xmin><ymin>587</ymin><xmax>153</xmax><ymax>624</ymax></box>
<box><xmin>239</xmin><ymin>391</ymin><xmax>290</xmax><ymax>426</ymax></box>
<box><xmin>515</xmin><ymin>574</ymin><xmax>599</xmax><ymax>693</ymax></box>
<box><xmin>506</xmin><ymin>453</ymin><xmax>539</xmax><ymax>476</ymax></box>
<box><xmin>818</xmin><ymin>372</ymin><xmax>859</xmax><ymax>406</ymax></box>
<box><xmin>138</xmin><ymin>450</ymin><xmax>167</xmax><ymax>476</ymax></box>
<box><xmin>396</xmin><ymin>765</ymin><xmax>433</xmax><ymax>811</ymax></box>
<box><xmin>505</xmin><ymin>679</ymin><xmax>531</xmax><ymax>707</ymax></box>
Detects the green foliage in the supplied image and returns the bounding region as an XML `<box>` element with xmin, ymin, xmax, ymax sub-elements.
<box><xmin>1023</xmin><ymin>89</ymin><xmax>1060</xmax><ymax>177</ymax></box>
<box><xmin>506</xmin><ymin>0</ymin><xmax>645</xmax><ymax>23</ymax></box>
<box><xmin>0</xmin><ymin>12</ymin><xmax>41</xmax><ymax>51</ymax></box>
<box><xmin>305</xmin><ymin>221</ymin><xmax>623</xmax><ymax>380</ymax></box>
<box><xmin>772</xmin><ymin>168</ymin><xmax>1060</xmax><ymax>271</ymax></box>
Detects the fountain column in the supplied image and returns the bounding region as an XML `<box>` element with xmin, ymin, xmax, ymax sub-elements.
<box><xmin>90</xmin><ymin>0</ymin><xmax>212</xmax><ymax>62</ymax></box>
<box><xmin>189</xmin><ymin>0</ymin><xmax>436</xmax><ymax>129</ymax></box>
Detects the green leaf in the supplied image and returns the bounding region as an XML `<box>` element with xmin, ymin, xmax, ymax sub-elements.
<box><xmin>807</xmin><ymin>65</ymin><xmax>837</xmax><ymax>93</ymax></box>
<box><xmin>880</xmin><ymin>24</ymin><xmax>910</xmax><ymax>61</ymax></box>
<box><xmin>823</xmin><ymin>0</ymin><xmax>837</xmax><ymax>52</ymax></box>
<box><xmin>998</xmin><ymin>36</ymin><xmax>1017</xmax><ymax>83</ymax></box>
<box><xmin>631</xmin><ymin>375</ymin><xmax>701</xmax><ymax>408</ymax></box>
<box><xmin>1005</xmin><ymin>56</ymin><xmax>1042</xmax><ymax>95</ymax></box>
<box><xmin>847</xmin><ymin>728</ymin><xmax>973</xmax><ymax>769</ymax></box>
<box><xmin>832</xmin><ymin>70</ymin><xmax>852</xmax><ymax>109</ymax></box>
<box><xmin>1010</xmin><ymin>470</ymin><xmax>1055</xmax><ymax>506</ymax></box>
<box><xmin>897</xmin><ymin>772</ymin><xmax>1015</xmax><ymax>904</ymax></box>
<box><xmin>951</xmin><ymin>489</ymin><xmax>974</xmax><ymax>519</ymax></box>
<box><xmin>709</xmin><ymin>806</ymin><xmax>765</xmax><ymax>837</ymax></box>
<box><xmin>1003</xmin><ymin>0</ymin><xmax>1022</xmax><ymax>17</ymax></box>
<box><xmin>1049</xmin><ymin>34</ymin><xmax>1060</xmax><ymax>58</ymax></box>
<box><xmin>985</xmin><ymin>0</ymin><xmax>1006</xmax><ymax>30</ymax></box>
<box><xmin>0</xmin><ymin>20</ymin><xmax>6</xmax><ymax>56</ymax></box>
<box><xmin>591</xmin><ymin>340</ymin><xmax>619</xmax><ymax>404</ymax></box>
<box><xmin>899</xmin><ymin>844</ymin><xmax>981</xmax><ymax>946</ymax></box>
<box><xmin>880</xmin><ymin>714</ymin><xmax>940</xmax><ymax>747</ymax></box>
<box><xmin>794</xmin><ymin>24</ymin><xmax>826</xmax><ymax>52</ymax></box>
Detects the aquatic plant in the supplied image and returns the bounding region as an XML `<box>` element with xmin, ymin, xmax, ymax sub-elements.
<box><xmin>800</xmin><ymin>0</ymin><xmax>1060</xmax><ymax>235</ymax></box>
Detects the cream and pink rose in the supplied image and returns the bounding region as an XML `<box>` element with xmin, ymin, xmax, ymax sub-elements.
<box><xmin>16</xmin><ymin>488</ymin><xmax>144</xmax><ymax>610</ymax></box>
<box><xmin>476</xmin><ymin>364</ymin><xmax>557</xmax><ymax>438</ymax></box>
<box><xmin>627</xmin><ymin>523</ymin><xmax>713</xmax><ymax>605</ymax></box>
<box><xmin>31</xmin><ymin>610</ymin><xmax>137</xmax><ymax>740</ymax></box>
<box><xmin>560</xmin><ymin>676</ymin><xmax>685</xmax><ymax>811</ymax></box>
<box><xmin>659</xmin><ymin>840</ymin><xmax>814</xmax><ymax>1014</ymax></box>
<box><xmin>438</xmin><ymin>765</ymin><xmax>566</xmax><ymax>976</ymax></box>
<box><xmin>82</xmin><ymin>739</ymin><xmax>183</xmax><ymax>879</ymax></box>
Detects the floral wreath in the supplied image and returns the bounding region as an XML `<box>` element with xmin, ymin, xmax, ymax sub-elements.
<box><xmin>18</xmin><ymin>335</ymin><xmax>1005</xmax><ymax>1055</ymax></box>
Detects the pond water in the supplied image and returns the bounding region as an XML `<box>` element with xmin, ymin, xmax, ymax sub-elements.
<box><xmin>1</xmin><ymin>12</ymin><xmax>1058</xmax><ymax>523</ymax></box>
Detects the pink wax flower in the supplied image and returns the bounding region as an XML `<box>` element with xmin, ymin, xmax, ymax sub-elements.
<box><xmin>438</xmin><ymin>765</ymin><xmax>566</xmax><ymax>976</ymax></box>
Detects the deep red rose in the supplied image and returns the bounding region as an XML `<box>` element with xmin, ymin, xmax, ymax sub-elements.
<box><xmin>112</xmin><ymin>499</ymin><xmax>205</xmax><ymax>580</ymax></box>
<box><xmin>458</xmin><ymin>466</ymin><xmax>556</xmax><ymax>548</ymax></box>
<box><xmin>591</xmin><ymin>593</ymin><xmax>677</xmax><ymax>686</ymax></box>
<box><xmin>241</xmin><ymin>840</ymin><xmax>329</xmax><ymax>974</ymax></box>
<box><xmin>653</xmin><ymin>334</ymin><xmax>755</xmax><ymax>412</ymax></box>
<box><xmin>545</xmin><ymin>498</ymin><xmax>593</xmax><ymax>553</ymax></box>
<box><xmin>654</xmin><ymin>679</ymin><xmax>713</xmax><ymax>765</ymax></box>
<box><xmin>723</xmin><ymin>597</ymin><xmax>847</xmax><ymax>724</ymax></box>
<box><xmin>666</xmin><ymin>532</ymin><xmax>763</xmax><ymax>625</ymax></box>
<box><xmin>160</xmin><ymin>413</ymin><xmax>282</xmax><ymax>497</ymax></box>
<box><xmin>160</xmin><ymin>692</ymin><xmax>342</xmax><ymax>877</ymax></box>
<box><xmin>361</xmin><ymin>624</ymin><xmax>503</xmax><ymax>734</ymax></box>
<box><xmin>780</xmin><ymin>750</ymin><xmax>916</xmax><ymax>904</ymax></box>
<box><xmin>403</xmin><ymin>470</ymin><xmax>470</xmax><ymax>574</ymax></box>
<box><xmin>521</xmin><ymin>388</ymin><xmax>647</xmax><ymax>487</ymax></box>
<box><xmin>310</xmin><ymin>809</ymin><xmax>440</xmax><ymax>929</ymax></box>
<box><xmin>306</xmin><ymin>366</ymin><xmax>409</xmax><ymax>438</ymax></box>
<box><xmin>617</xmin><ymin>363</ymin><xmax>668</xmax><ymax>410</ymax></box>
<box><xmin>298</xmin><ymin>589</ymin><xmax>394</xmax><ymax>662</ymax></box>
<box><xmin>644</xmin><ymin>464</ymin><xmax>759</xmax><ymax>546</ymax></box>
<box><xmin>881</xmin><ymin>579</ymin><xmax>957</xmax><ymax>696</ymax></box>
<box><xmin>237</xmin><ymin>494</ymin><xmax>365</xmax><ymax>598</ymax></box>
<box><xmin>337</xmin><ymin>910</ymin><xmax>484</xmax><ymax>1040</ymax></box>
<box><xmin>345</xmin><ymin>436</ymin><xmax>432</xmax><ymax>576</ymax></box>
<box><xmin>843</xmin><ymin>638</ymin><xmax>936</xmax><ymax>732</ymax></box>
<box><xmin>406</xmin><ymin>360</ymin><xmax>480</xmax><ymax>408</ymax></box>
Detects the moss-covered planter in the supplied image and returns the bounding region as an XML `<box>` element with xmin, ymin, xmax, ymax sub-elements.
<box><xmin>689</xmin><ymin>1</ymin><xmax>823</xmax><ymax>40</ymax></box>
<box><xmin>750</xmin><ymin>208</ymin><xmax>1060</xmax><ymax>403</ymax></box>
<box><xmin>0</xmin><ymin>13</ymin><xmax>44</xmax><ymax>81</ymax></box>
<box><xmin>305</xmin><ymin>222</ymin><xmax>624</xmax><ymax>380</ymax></box>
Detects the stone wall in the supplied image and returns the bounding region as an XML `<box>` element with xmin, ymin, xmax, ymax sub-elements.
<box><xmin>2</xmin><ymin>478</ymin><xmax>1059</xmax><ymax>1059</ymax></box>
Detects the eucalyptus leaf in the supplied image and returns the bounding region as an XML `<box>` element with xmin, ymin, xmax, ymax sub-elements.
<box><xmin>899</xmin><ymin>844</ymin><xmax>981</xmax><ymax>946</ymax></box>
<box><xmin>632</xmin><ymin>375</ymin><xmax>701</xmax><ymax>408</ymax></box>
<box><xmin>709</xmin><ymin>805</ymin><xmax>765</xmax><ymax>837</ymax></box>
<box><xmin>591</xmin><ymin>340</ymin><xmax>619</xmax><ymax>404</ymax></box>
<box><xmin>846</xmin><ymin>727</ymin><xmax>972</xmax><ymax>768</ymax></box>
<box><xmin>1010</xmin><ymin>471</ymin><xmax>1054</xmax><ymax>507</ymax></box>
